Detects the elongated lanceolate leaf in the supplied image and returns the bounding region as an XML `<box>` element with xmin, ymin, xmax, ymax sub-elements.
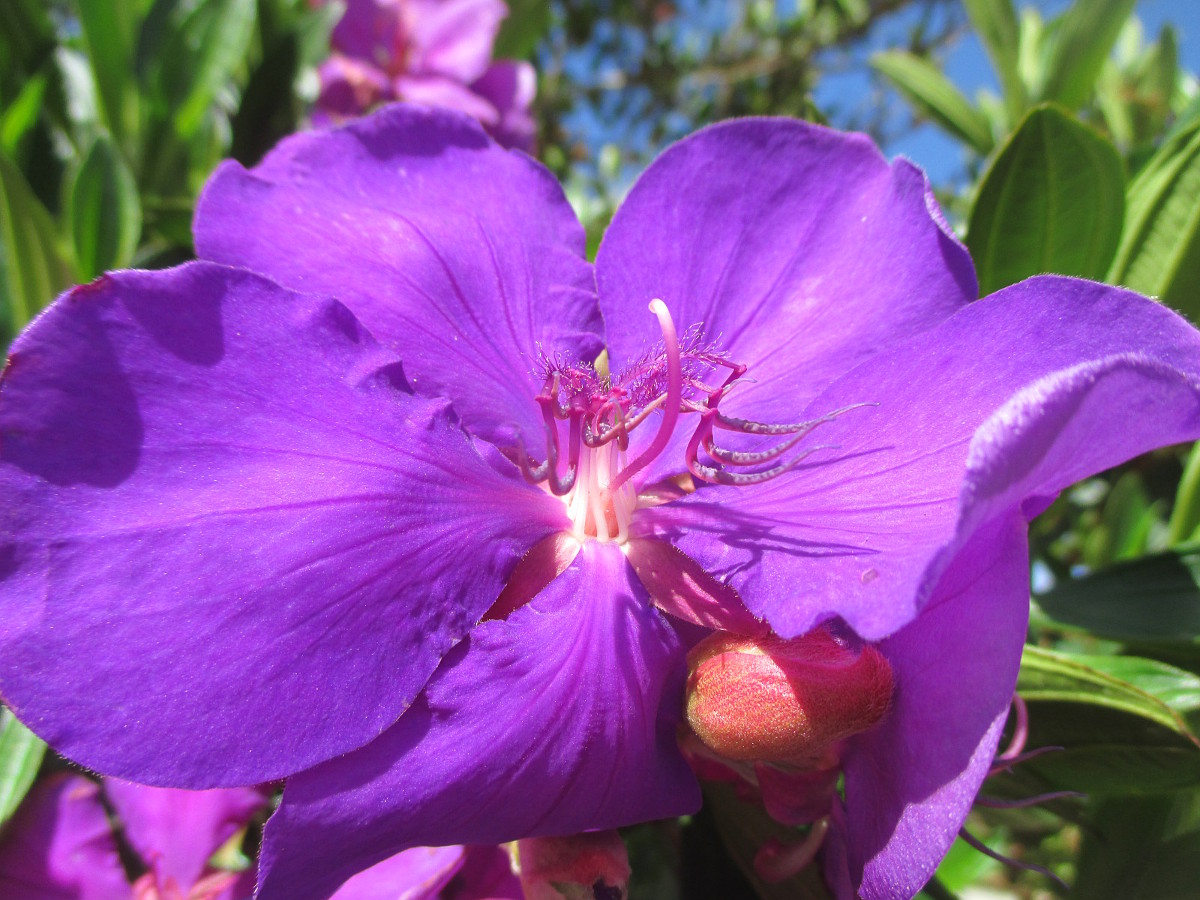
<box><xmin>69</xmin><ymin>134</ymin><xmax>142</xmax><ymax>280</ymax></box>
<box><xmin>1019</xmin><ymin>645</ymin><xmax>1197</xmax><ymax>734</ymax></box>
<box><xmin>1017</xmin><ymin>647</ymin><xmax>1200</xmax><ymax>794</ymax></box>
<box><xmin>0</xmin><ymin>707</ymin><xmax>46</xmax><ymax>828</ymax></box>
<box><xmin>157</xmin><ymin>0</ymin><xmax>257</xmax><ymax>138</ymax></box>
<box><xmin>1041</xmin><ymin>0</ymin><xmax>1138</xmax><ymax>110</ymax></box>
<box><xmin>967</xmin><ymin>105</ymin><xmax>1124</xmax><ymax>295</ymax></box>
<box><xmin>871</xmin><ymin>50</ymin><xmax>994</xmax><ymax>156</ymax></box>
<box><xmin>963</xmin><ymin>0</ymin><xmax>1026</xmax><ymax>122</ymax></box>
<box><xmin>74</xmin><ymin>0</ymin><xmax>137</xmax><ymax>145</ymax></box>
<box><xmin>0</xmin><ymin>149</ymin><xmax>72</xmax><ymax>333</ymax></box>
<box><xmin>1108</xmin><ymin>113</ymin><xmax>1200</xmax><ymax>319</ymax></box>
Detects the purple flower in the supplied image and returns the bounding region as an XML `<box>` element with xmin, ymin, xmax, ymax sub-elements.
<box><xmin>314</xmin><ymin>0</ymin><xmax>536</xmax><ymax>150</ymax></box>
<box><xmin>2</xmin><ymin>105</ymin><xmax>1200</xmax><ymax>899</ymax></box>
<box><xmin>0</xmin><ymin>775</ymin><xmax>264</xmax><ymax>900</ymax></box>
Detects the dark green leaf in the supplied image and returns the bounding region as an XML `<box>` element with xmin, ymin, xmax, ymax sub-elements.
<box><xmin>1107</xmin><ymin>113</ymin><xmax>1200</xmax><ymax>319</ymax></box>
<box><xmin>0</xmin><ymin>708</ymin><xmax>45</xmax><ymax>828</ymax></box>
<box><xmin>871</xmin><ymin>50</ymin><xmax>994</xmax><ymax>155</ymax></box>
<box><xmin>1018</xmin><ymin>702</ymin><xmax>1200</xmax><ymax>794</ymax></box>
<box><xmin>1074</xmin><ymin>791</ymin><xmax>1200</xmax><ymax>898</ymax></box>
<box><xmin>967</xmin><ymin>105</ymin><xmax>1124</xmax><ymax>294</ymax></box>
<box><xmin>0</xmin><ymin>149</ymin><xmax>73</xmax><ymax>331</ymax></box>
<box><xmin>69</xmin><ymin>135</ymin><xmax>142</xmax><ymax>281</ymax></box>
<box><xmin>1035</xmin><ymin>546</ymin><xmax>1200</xmax><ymax>645</ymax></box>
<box><xmin>1041</xmin><ymin>0</ymin><xmax>1138</xmax><ymax>110</ymax></box>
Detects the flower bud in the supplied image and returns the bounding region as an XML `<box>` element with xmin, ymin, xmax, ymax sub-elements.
<box><xmin>685</xmin><ymin>627</ymin><xmax>893</xmax><ymax>764</ymax></box>
<box><xmin>515</xmin><ymin>831</ymin><xmax>631</xmax><ymax>900</ymax></box>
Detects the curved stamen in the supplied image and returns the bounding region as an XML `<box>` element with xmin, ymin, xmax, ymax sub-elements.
<box><xmin>704</xmin><ymin>431</ymin><xmax>807</xmax><ymax>466</ymax></box>
<box><xmin>753</xmin><ymin>818</ymin><xmax>830</xmax><ymax>883</ymax></box>
<box><xmin>691</xmin><ymin>445</ymin><xmax>838</xmax><ymax>486</ymax></box>
<box><xmin>958</xmin><ymin>827</ymin><xmax>1068</xmax><ymax>890</ymax></box>
<box><xmin>975</xmin><ymin>790</ymin><xmax>1084</xmax><ymax>809</ymax></box>
<box><xmin>715</xmin><ymin>402</ymin><xmax>878</xmax><ymax>436</ymax></box>
<box><xmin>606</xmin><ymin>299</ymin><xmax>682</xmax><ymax>496</ymax></box>
<box><xmin>995</xmin><ymin>694</ymin><xmax>1029</xmax><ymax>763</ymax></box>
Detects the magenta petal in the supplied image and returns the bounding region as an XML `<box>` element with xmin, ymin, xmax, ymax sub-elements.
<box><xmin>255</xmin><ymin>542</ymin><xmax>700</xmax><ymax>900</ymax></box>
<box><xmin>103</xmin><ymin>780</ymin><xmax>265</xmax><ymax>892</ymax></box>
<box><xmin>648</xmin><ymin>277</ymin><xmax>1200</xmax><ymax>640</ymax></box>
<box><xmin>195</xmin><ymin>104</ymin><xmax>601</xmax><ymax>450</ymax></box>
<box><xmin>0</xmin><ymin>264</ymin><xmax>566</xmax><ymax>787</ymax></box>
<box><xmin>595</xmin><ymin>118</ymin><xmax>975</xmax><ymax>434</ymax></box>
<box><xmin>835</xmin><ymin>517</ymin><xmax>1029</xmax><ymax>899</ymax></box>
<box><xmin>407</xmin><ymin>0</ymin><xmax>507</xmax><ymax>83</ymax></box>
<box><xmin>0</xmin><ymin>775</ymin><xmax>131</xmax><ymax>900</ymax></box>
<box><xmin>330</xmin><ymin>0</ymin><xmax>406</xmax><ymax>62</ymax></box>
<box><xmin>471</xmin><ymin>61</ymin><xmax>537</xmax><ymax>152</ymax></box>
<box><xmin>329</xmin><ymin>846</ymin><xmax>465</xmax><ymax>900</ymax></box>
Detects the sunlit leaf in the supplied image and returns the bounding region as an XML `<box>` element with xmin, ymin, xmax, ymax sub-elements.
<box><xmin>0</xmin><ymin>149</ymin><xmax>73</xmax><ymax>333</ymax></box>
<box><xmin>871</xmin><ymin>50</ymin><xmax>994</xmax><ymax>156</ymax></box>
<box><xmin>73</xmin><ymin>0</ymin><xmax>138</xmax><ymax>144</ymax></box>
<box><xmin>1019</xmin><ymin>646</ymin><xmax>1197</xmax><ymax>734</ymax></box>
<box><xmin>1108</xmin><ymin>112</ymin><xmax>1200</xmax><ymax>319</ymax></box>
<box><xmin>967</xmin><ymin>105</ymin><xmax>1124</xmax><ymax>294</ymax></box>
<box><xmin>154</xmin><ymin>0</ymin><xmax>257</xmax><ymax>138</ymax></box>
<box><xmin>0</xmin><ymin>707</ymin><xmax>45</xmax><ymax>828</ymax></box>
<box><xmin>1041</xmin><ymin>0</ymin><xmax>1137</xmax><ymax>110</ymax></box>
<box><xmin>963</xmin><ymin>0</ymin><xmax>1026</xmax><ymax>122</ymax></box>
<box><xmin>69</xmin><ymin>134</ymin><xmax>142</xmax><ymax>280</ymax></box>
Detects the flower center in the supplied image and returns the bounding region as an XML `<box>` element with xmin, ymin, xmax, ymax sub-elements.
<box><xmin>515</xmin><ymin>300</ymin><xmax>866</xmax><ymax>543</ymax></box>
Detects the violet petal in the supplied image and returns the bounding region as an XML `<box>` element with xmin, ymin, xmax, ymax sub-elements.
<box><xmin>836</xmin><ymin>516</ymin><xmax>1029</xmax><ymax>899</ymax></box>
<box><xmin>646</xmin><ymin>277</ymin><xmax>1200</xmax><ymax>640</ymax></box>
<box><xmin>328</xmin><ymin>846</ymin><xmax>465</xmax><ymax>900</ymax></box>
<box><xmin>595</xmin><ymin>118</ymin><xmax>975</xmax><ymax>483</ymax></box>
<box><xmin>0</xmin><ymin>263</ymin><xmax>565</xmax><ymax>787</ymax></box>
<box><xmin>255</xmin><ymin>541</ymin><xmax>700</xmax><ymax>900</ymax></box>
<box><xmin>195</xmin><ymin>103</ymin><xmax>602</xmax><ymax>450</ymax></box>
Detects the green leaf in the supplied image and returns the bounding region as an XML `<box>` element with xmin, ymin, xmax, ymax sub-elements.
<box><xmin>1074</xmin><ymin>791</ymin><xmax>1200</xmax><ymax>898</ymax></box>
<box><xmin>871</xmin><ymin>50</ymin><xmax>994</xmax><ymax>156</ymax></box>
<box><xmin>1041</xmin><ymin>0</ymin><xmax>1138</xmax><ymax>110</ymax></box>
<box><xmin>1034</xmin><ymin>547</ymin><xmax>1200</xmax><ymax>644</ymax></box>
<box><xmin>73</xmin><ymin>0</ymin><xmax>138</xmax><ymax>144</ymax></box>
<box><xmin>0</xmin><ymin>71</ymin><xmax>47</xmax><ymax>156</ymax></box>
<box><xmin>69</xmin><ymin>135</ymin><xmax>142</xmax><ymax>281</ymax></box>
<box><xmin>1019</xmin><ymin>645</ymin><xmax>1197</xmax><ymax>734</ymax></box>
<box><xmin>966</xmin><ymin>104</ymin><xmax>1124</xmax><ymax>295</ymax></box>
<box><xmin>0</xmin><ymin>708</ymin><xmax>46</xmax><ymax>828</ymax></box>
<box><xmin>493</xmin><ymin>0</ymin><xmax>550</xmax><ymax>60</ymax></box>
<box><xmin>962</xmin><ymin>0</ymin><xmax>1026</xmax><ymax>123</ymax></box>
<box><xmin>0</xmin><ymin>149</ymin><xmax>73</xmax><ymax>332</ymax></box>
<box><xmin>1107</xmin><ymin>113</ymin><xmax>1200</xmax><ymax>319</ymax></box>
<box><xmin>155</xmin><ymin>0</ymin><xmax>257</xmax><ymax>138</ymax></box>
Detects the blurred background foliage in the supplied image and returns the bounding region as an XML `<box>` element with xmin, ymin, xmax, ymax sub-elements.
<box><xmin>2</xmin><ymin>0</ymin><xmax>1200</xmax><ymax>897</ymax></box>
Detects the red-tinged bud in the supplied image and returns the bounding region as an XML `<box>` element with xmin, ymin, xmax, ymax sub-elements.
<box><xmin>685</xmin><ymin>627</ymin><xmax>894</xmax><ymax>765</ymax></box>
<box><xmin>515</xmin><ymin>831</ymin><xmax>631</xmax><ymax>900</ymax></box>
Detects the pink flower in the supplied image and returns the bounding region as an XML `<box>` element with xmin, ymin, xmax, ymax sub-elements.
<box><xmin>314</xmin><ymin>0</ymin><xmax>535</xmax><ymax>150</ymax></box>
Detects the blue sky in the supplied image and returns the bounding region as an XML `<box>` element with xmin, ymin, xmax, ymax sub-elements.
<box><xmin>816</xmin><ymin>0</ymin><xmax>1199</xmax><ymax>183</ymax></box>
